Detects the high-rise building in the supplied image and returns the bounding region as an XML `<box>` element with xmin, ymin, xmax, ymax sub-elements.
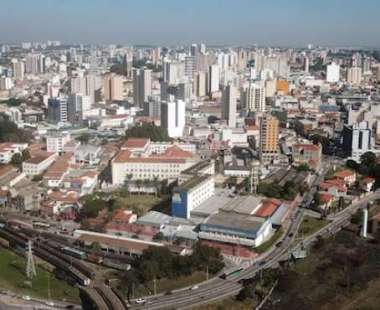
<box><xmin>208</xmin><ymin>65</ymin><xmax>220</xmax><ymax>95</ymax></box>
<box><xmin>161</xmin><ymin>99</ymin><xmax>186</xmax><ymax>138</ymax></box>
<box><xmin>70</xmin><ymin>74</ymin><xmax>99</xmax><ymax>105</ymax></box>
<box><xmin>240</xmin><ymin>81</ymin><xmax>266</xmax><ymax>113</ymax></box>
<box><xmin>25</xmin><ymin>53</ymin><xmax>45</xmax><ymax>74</ymax></box>
<box><xmin>0</xmin><ymin>77</ymin><xmax>13</xmax><ymax>90</ymax></box>
<box><xmin>184</xmin><ymin>56</ymin><xmax>196</xmax><ymax>79</ymax></box>
<box><xmin>67</xmin><ymin>94</ymin><xmax>91</xmax><ymax>123</ymax></box>
<box><xmin>133</xmin><ymin>68</ymin><xmax>152</xmax><ymax>107</ymax></box>
<box><xmin>342</xmin><ymin>121</ymin><xmax>373</xmax><ymax>162</ymax></box>
<box><xmin>259</xmin><ymin>115</ymin><xmax>279</xmax><ymax>164</ymax></box>
<box><xmin>47</xmin><ymin>97</ymin><xmax>68</xmax><ymax>123</ymax></box>
<box><xmin>326</xmin><ymin>62</ymin><xmax>340</xmax><ymax>83</ymax></box>
<box><xmin>103</xmin><ymin>73</ymin><xmax>124</xmax><ymax>102</ymax></box>
<box><xmin>346</xmin><ymin>67</ymin><xmax>362</xmax><ymax>86</ymax></box>
<box><xmin>195</xmin><ymin>71</ymin><xmax>206</xmax><ymax>97</ymax></box>
<box><xmin>12</xmin><ymin>61</ymin><xmax>25</xmax><ymax>80</ymax></box>
<box><xmin>163</xmin><ymin>60</ymin><xmax>184</xmax><ymax>85</ymax></box>
<box><xmin>222</xmin><ymin>85</ymin><xmax>237</xmax><ymax>128</ymax></box>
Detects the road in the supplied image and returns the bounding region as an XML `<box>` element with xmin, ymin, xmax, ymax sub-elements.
<box><xmin>131</xmin><ymin>175</ymin><xmax>379</xmax><ymax>310</ymax></box>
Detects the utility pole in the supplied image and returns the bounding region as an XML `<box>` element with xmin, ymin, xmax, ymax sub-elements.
<box><xmin>206</xmin><ymin>265</ymin><xmax>209</xmax><ymax>281</ymax></box>
<box><xmin>26</xmin><ymin>240</ymin><xmax>37</xmax><ymax>280</ymax></box>
<box><xmin>153</xmin><ymin>278</ymin><xmax>157</xmax><ymax>295</ymax></box>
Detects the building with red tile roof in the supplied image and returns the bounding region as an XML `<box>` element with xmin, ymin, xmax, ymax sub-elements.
<box><xmin>333</xmin><ymin>169</ymin><xmax>356</xmax><ymax>186</ymax></box>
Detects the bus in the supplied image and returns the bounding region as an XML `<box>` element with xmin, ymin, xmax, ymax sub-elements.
<box><xmin>219</xmin><ymin>267</ymin><xmax>244</xmax><ymax>279</ymax></box>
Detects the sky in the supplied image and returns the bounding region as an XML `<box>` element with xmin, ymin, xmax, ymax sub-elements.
<box><xmin>1</xmin><ymin>0</ymin><xmax>380</xmax><ymax>47</ymax></box>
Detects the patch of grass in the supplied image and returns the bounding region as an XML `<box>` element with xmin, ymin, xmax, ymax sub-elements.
<box><xmin>113</xmin><ymin>194</ymin><xmax>169</xmax><ymax>216</ymax></box>
<box><xmin>255</xmin><ymin>228</ymin><xmax>284</xmax><ymax>254</ymax></box>
<box><xmin>115</xmin><ymin>271</ymin><xmax>207</xmax><ymax>298</ymax></box>
<box><xmin>298</xmin><ymin>216</ymin><xmax>329</xmax><ymax>237</ymax></box>
<box><xmin>0</xmin><ymin>247</ymin><xmax>79</xmax><ymax>302</ymax></box>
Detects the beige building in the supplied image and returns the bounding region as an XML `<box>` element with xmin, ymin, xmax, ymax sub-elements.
<box><xmin>346</xmin><ymin>67</ymin><xmax>362</xmax><ymax>86</ymax></box>
<box><xmin>103</xmin><ymin>73</ymin><xmax>124</xmax><ymax>102</ymax></box>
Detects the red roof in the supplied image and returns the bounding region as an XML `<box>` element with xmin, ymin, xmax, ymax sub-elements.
<box><xmin>254</xmin><ymin>198</ymin><xmax>282</xmax><ymax>217</ymax></box>
<box><xmin>293</xmin><ymin>144</ymin><xmax>320</xmax><ymax>152</ymax></box>
<box><xmin>105</xmin><ymin>222</ymin><xmax>158</xmax><ymax>237</ymax></box>
<box><xmin>123</xmin><ymin>138</ymin><xmax>150</xmax><ymax>149</ymax></box>
<box><xmin>162</xmin><ymin>146</ymin><xmax>193</xmax><ymax>159</ymax></box>
<box><xmin>362</xmin><ymin>177</ymin><xmax>375</xmax><ymax>185</ymax></box>
<box><xmin>334</xmin><ymin>169</ymin><xmax>355</xmax><ymax>179</ymax></box>
<box><xmin>319</xmin><ymin>193</ymin><xmax>334</xmax><ymax>204</ymax></box>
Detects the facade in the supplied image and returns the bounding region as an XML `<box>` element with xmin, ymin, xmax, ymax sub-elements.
<box><xmin>133</xmin><ymin>68</ymin><xmax>152</xmax><ymax>107</ymax></box>
<box><xmin>22</xmin><ymin>153</ymin><xmax>58</xmax><ymax>176</ymax></box>
<box><xmin>326</xmin><ymin>62</ymin><xmax>340</xmax><ymax>83</ymax></box>
<box><xmin>208</xmin><ymin>64</ymin><xmax>220</xmax><ymax>94</ymax></box>
<box><xmin>111</xmin><ymin>143</ymin><xmax>197</xmax><ymax>185</ymax></box>
<box><xmin>222</xmin><ymin>84</ymin><xmax>237</xmax><ymax>128</ymax></box>
<box><xmin>342</xmin><ymin>121</ymin><xmax>373</xmax><ymax>162</ymax></box>
<box><xmin>259</xmin><ymin>115</ymin><xmax>279</xmax><ymax>164</ymax></box>
<box><xmin>171</xmin><ymin>175</ymin><xmax>215</xmax><ymax>219</ymax></box>
<box><xmin>346</xmin><ymin>67</ymin><xmax>362</xmax><ymax>86</ymax></box>
<box><xmin>103</xmin><ymin>73</ymin><xmax>124</xmax><ymax>102</ymax></box>
<box><xmin>47</xmin><ymin>97</ymin><xmax>68</xmax><ymax>123</ymax></box>
<box><xmin>240</xmin><ymin>81</ymin><xmax>266</xmax><ymax>113</ymax></box>
<box><xmin>46</xmin><ymin>131</ymin><xmax>71</xmax><ymax>153</ymax></box>
<box><xmin>161</xmin><ymin>99</ymin><xmax>186</xmax><ymax>138</ymax></box>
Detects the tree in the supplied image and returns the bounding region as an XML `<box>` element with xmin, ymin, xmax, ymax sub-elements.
<box><xmin>11</xmin><ymin>153</ymin><xmax>23</xmax><ymax>166</ymax></box>
<box><xmin>296</xmin><ymin>163</ymin><xmax>310</xmax><ymax>172</ymax></box>
<box><xmin>152</xmin><ymin>176</ymin><xmax>160</xmax><ymax>196</ymax></box>
<box><xmin>123</xmin><ymin>174</ymin><xmax>133</xmax><ymax>195</ymax></box>
<box><xmin>236</xmin><ymin>285</ymin><xmax>254</xmax><ymax>301</ymax></box>
<box><xmin>360</xmin><ymin>151</ymin><xmax>377</xmax><ymax>167</ymax></box>
<box><xmin>135</xmin><ymin>179</ymin><xmax>143</xmax><ymax>195</ymax></box>
<box><xmin>0</xmin><ymin>113</ymin><xmax>32</xmax><ymax>143</ymax></box>
<box><xmin>346</xmin><ymin>159</ymin><xmax>359</xmax><ymax>171</ymax></box>
<box><xmin>76</xmin><ymin>133</ymin><xmax>91</xmax><ymax>144</ymax></box>
<box><xmin>125</xmin><ymin>123</ymin><xmax>170</xmax><ymax>142</ymax></box>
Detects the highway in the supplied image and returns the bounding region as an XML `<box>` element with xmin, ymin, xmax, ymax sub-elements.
<box><xmin>131</xmin><ymin>171</ymin><xmax>379</xmax><ymax>310</ymax></box>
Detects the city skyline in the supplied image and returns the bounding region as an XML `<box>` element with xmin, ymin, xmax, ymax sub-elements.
<box><xmin>1</xmin><ymin>0</ymin><xmax>380</xmax><ymax>47</ymax></box>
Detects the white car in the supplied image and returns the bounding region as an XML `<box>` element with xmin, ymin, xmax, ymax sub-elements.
<box><xmin>45</xmin><ymin>301</ymin><xmax>55</xmax><ymax>306</ymax></box>
<box><xmin>135</xmin><ymin>298</ymin><xmax>146</xmax><ymax>304</ymax></box>
<box><xmin>190</xmin><ymin>285</ymin><xmax>199</xmax><ymax>290</ymax></box>
<box><xmin>22</xmin><ymin>295</ymin><xmax>31</xmax><ymax>301</ymax></box>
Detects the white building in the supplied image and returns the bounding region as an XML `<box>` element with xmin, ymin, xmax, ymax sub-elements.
<box><xmin>46</xmin><ymin>131</ymin><xmax>71</xmax><ymax>153</ymax></box>
<box><xmin>0</xmin><ymin>77</ymin><xmax>13</xmax><ymax>90</ymax></box>
<box><xmin>241</xmin><ymin>81</ymin><xmax>266</xmax><ymax>113</ymax></box>
<box><xmin>161</xmin><ymin>99</ymin><xmax>185</xmax><ymax>138</ymax></box>
<box><xmin>23</xmin><ymin>153</ymin><xmax>58</xmax><ymax>176</ymax></box>
<box><xmin>111</xmin><ymin>143</ymin><xmax>197</xmax><ymax>185</ymax></box>
<box><xmin>0</xmin><ymin>143</ymin><xmax>28</xmax><ymax>164</ymax></box>
<box><xmin>208</xmin><ymin>64</ymin><xmax>220</xmax><ymax>94</ymax></box>
<box><xmin>326</xmin><ymin>62</ymin><xmax>340</xmax><ymax>83</ymax></box>
<box><xmin>343</xmin><ymin>121</ymin><xmax>375</xmax><ymax>162</ymax></box>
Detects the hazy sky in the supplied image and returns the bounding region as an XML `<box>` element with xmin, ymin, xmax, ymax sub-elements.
<box><xmin>1</xmin><ymin>0</ymin><xmax>379</xmax><ymax>47</ymax></box>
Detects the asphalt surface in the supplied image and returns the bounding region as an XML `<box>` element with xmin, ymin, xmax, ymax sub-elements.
<box><xmin>130</xmin><ymin>167</ymin><xmax>379</xmax><ymax>310</ymax></box>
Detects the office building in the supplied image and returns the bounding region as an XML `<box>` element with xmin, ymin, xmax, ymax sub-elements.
<box><xmin>67</xmin><ymin>94</ymin><xmax>91</xmax><ymax>123</ymax></box>
<box><xmin>259</xmin><ymin>115</ymin><xmax>279</xmax><ymax>164</ymax></box>
<box><xmin>195</xmin><ymin>71</ymin><xmax>206</xmax><ymax>97</ymax></box>
<box><xmin>47</xmin><ymin>97</ymin><xmax>68</xmax><ymax>123</ymax></box>
<box><xmin>222</xmin><ymin>84</ymin><xmax>237</xmax><ymax>128</ymax></box>
<box><xmin>46</xmin><ymin>131</ymin><xmax>71</xmax><ymax>153</ymax></box>
<box><xmin>343</xmin><ymin>121</ymin><xmax>374</xmax><ymax>162</ymax></box>
<box><xmin>71</xmin><ymin>74</ymin><xmax>100</xmax><ymax>105</ymax></box>
<box><xmin>161</xmin><ymin>99</ymin><xmax>186</xmax><ymax>138</ymax></box>
<box><xmin>184</xmin><ymin>56</ymin><xmax>196</xmax><ymax>79</ymax></box>
<box><xmin>25</xmin><ymin>53</ymin><xmax>45</xmax><ymax>74</ymax></box>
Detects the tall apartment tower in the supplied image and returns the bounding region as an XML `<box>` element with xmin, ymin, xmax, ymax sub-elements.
<box><xmin>103</xmin><ymin>73</ymin><xmax>124</xmax><ymax>102</ymax></box>
<box><xmin>133</xmin><ymin>68</ymin><xmax>152</xmax><ymax>108</ymax></box>
<box><xmin>326</xmin><ymin>62</ymin><xmax>340</xmax><ymax>83</ymax></box>
<box><xmin>12</xmin><ymin>61</ymin><xmax>25</xmax><ymax>80</ymax></box>
<box><xmin>222</xmin><ymin>84</ymin><xmax>237</xmax><ymax>128</ymax></box>
<box><xmin>161</xmin><ymin>99</ymin><xmax>186</xmax><ymax>138</ymax></box>
<box><xmin>346</xmin><ymin>67</ymin><xmax>362</xmax><ymax>86</ymax></box>
<box><xmin>208</xmin><ymin>64</ymin><xmax>220</xmax><ymax>95</ymax></box>
<box><xmin>240</xmin><ymin>81</ymin><xmax>266</xmax><ymax>113</ymax></box>
<box><xmin>259</xmin><ymin>115</ymin><xmax>279</xmax><ymax>164</ymax></box>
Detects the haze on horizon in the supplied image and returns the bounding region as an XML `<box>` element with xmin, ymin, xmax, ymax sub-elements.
<box><xmin>1</xmin><ymin>0</ymin><xmax>380</xmax><ymax>47</ymax></box>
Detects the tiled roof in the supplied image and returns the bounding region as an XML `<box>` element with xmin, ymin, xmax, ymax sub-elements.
<box><xmin>123</xmin><ymin>138</ymin><xmax>150</xmax><ymax>149</ymax></box>
<box><xmin>254</xmin><ymin>198</ymin><xmax>282</xmax><ymax>217</ymax></box>
<box><xmin>334</xmin><ymin>169</ymin><xmax>355</xmax><ymax>179</ymax></box>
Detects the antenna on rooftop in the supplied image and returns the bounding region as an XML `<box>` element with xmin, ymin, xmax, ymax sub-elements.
<box><xmin>26</xmin><ymin>240</ymin><xmax>37</xmax><ymax>280</ymax></box>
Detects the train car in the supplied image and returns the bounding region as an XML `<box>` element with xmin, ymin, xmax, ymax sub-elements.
<box><xmin>62</xmin><ymin>247</ymin><xmax>87</xmax><ymax>260</ymax></box>
<box><xmin>32</xmin><ymin>221</ymin><xmax>51</xmax><ymax>229</ymax></box>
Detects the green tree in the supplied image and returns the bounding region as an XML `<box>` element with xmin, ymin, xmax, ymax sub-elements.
<box><xmin>11</xmin><ymin>153</ymin><xmax>23</xmax><ymax>166</ymax></box>
<box><xmin>125</xmin><ymin>123</ymin><xmax>170</xmax><ymax>142</ymax></box>
<box><xmin>360</xmin><ymin>151</ymin><xmax>377</xmax><ymax>167</ymax></box>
